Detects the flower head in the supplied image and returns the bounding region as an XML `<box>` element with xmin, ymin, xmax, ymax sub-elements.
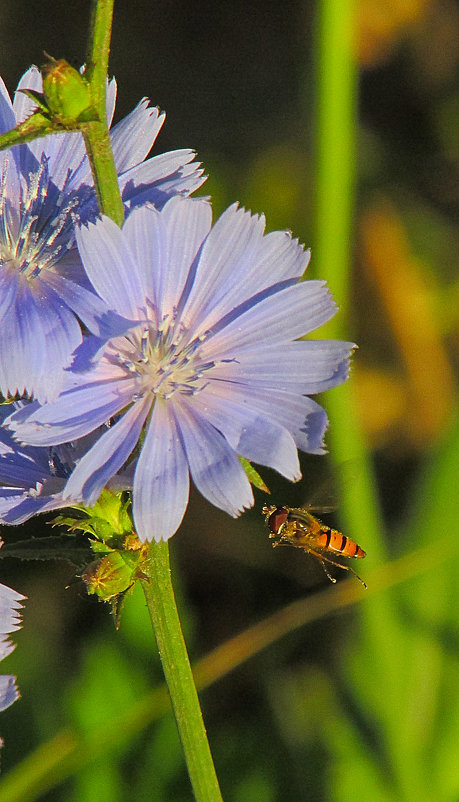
<box><xmin>0</xmin><ymin>575</ymin><xmax>26</xmax><ymax>715</ymax></box>
<box><xmin>8</xmin><ymin>198</ymin><xmax>354</xmax><ymax>541</ymax></box>
<box><xmin>0</xmin><ymin>67</ymin><xmax>205</xmax><ymax>403</ymax></box>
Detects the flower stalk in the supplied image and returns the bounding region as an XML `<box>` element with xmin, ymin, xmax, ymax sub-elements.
<box><xmin>141</xmin><ymin>543</ymin><xmax>223</xmax><ymax>801</ymax></box>
<box><xmin>83</xmin><ymin>0</ymin><xmax>124</xmax><ymax>225</ymax></box>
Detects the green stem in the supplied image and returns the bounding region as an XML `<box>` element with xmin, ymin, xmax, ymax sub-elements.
<box><xmin>85</xmin><ymin>0</ymin><xmax>115</xmax><ymax>109</ymax></box>
<box><xmin>82</xmin><ymin>0</ymin><xmax>124</xmax><ymax>225</ymax></box>
<box><xmin>81</xmin><ymin>121</ymin><xmax>124</xmax><ymax>225</ymax></box>
<box><xmin>313</xmin><ymin>3</ymin><xmax>426</xmax><ymax>797</ymax></box>
<box><xmin>140</xmin><ymin>542</ymin><xmax>223</xmax><ymax>802</ymax></box>
<box><xmin>313</xmin><ymin>0</ymin><xmax>392</xmax><ymax>659</ymax></box>
<box><xmin>314</xmin><ymin>0</ymin><xmax>356</xmax><ymax>318</ymax></box>
<box><xmin>314</xmin><ymin>0</ymin><xmax>385</xmax><ymax>561</ymax></box>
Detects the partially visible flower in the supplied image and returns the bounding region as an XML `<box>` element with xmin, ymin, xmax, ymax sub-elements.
<box><xmin>0</xmin><ymin>404</ymin><xmax>131</xmax><ymax>525</ymax></box>
<box><xmin>7</xmin><ymin>198</ymin><xmax>355</xmax><ymax>542</ymax></box>
<box><xmin>0</xmin><ymin>67</ymin><xmax>205</xmax><ymax>402</ymax></box>
<box><xmin>0</xmin><ymin>573</ymin><xmax>26</xmax><ymax>715</ymax></box>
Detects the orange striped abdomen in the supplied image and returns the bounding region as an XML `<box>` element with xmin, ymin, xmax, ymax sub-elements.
<box><xmin>316</xmin><ymin>528</ymin><xmax>366</xmax><ymax>559</ymax></box>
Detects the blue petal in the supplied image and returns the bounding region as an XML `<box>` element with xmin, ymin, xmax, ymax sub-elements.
<box><xmin>189</xmin><ymin>387</ymin><xmax>301</xmax><ymax>480</ymax></box>
<box><xmin>207</xmin><ymin>340</ymin><xmax>355</xmax><ymax>394</ymax></box>
<box><xmin>118</xmin><ymin>203</ymin><xmax>166</xmax><ymax>322</ymax></box>
<box><xmin>0</xmin><ymin>447</ymin><xmax>47</xmax><ymax>487</ymax></box>
<box><xmin>0</xmin><ymin>267</ymin><xmax>19</xmax><ymax>322</ymax></box>
<box><xmin>30</xmin><ymin>278</ymin><xmax>83</xmax><ymax>401</ymax></box>
<box><xmin>158</xmin><ymin>197</ymin><xmax>211</xmax><ymax>317</ymax></box>
<box><xmin>0</xmin><ymin>275</ymin><xmax>82</xmax><ymax>402</ymax></box>
<box><xmin>76</xmin><ymin>217</ymin><xmax>146</xmax><ymax>321</ymax></box>
<box><xmin>291</xmin><ymin>398</ymin><xmax>329</xmax><ymax>454</ymax></box>
<box><xmin>174</xmin><ymin>398</ymin><xmax>253</xmax><ymax>517</ymax></box>
<box><xmin>180</xmin><ymin>204</ymin><xmax>264</xmax><ymax>330</ymax></box>
<box><xmin>105</xmin><ymin>77</ymin><xmax>117</xmax><ymax>127</ymax></box>
<box><xmin>0</xmin><ymin>145</ymin><xmax>21</xmax><ymax>207</ymax></box>
<box><xmin>0</xmin><ymin>75</ymin><xmax>16</xmax><ymax>134</ymax></box>
<box><xmin>43</xmin><ymin>271</ymin><xmax>135</xmax><ymax>339</ymax></box>
<box><xmin>119</xmin><ymin>149</ymin><xmax>206</xmax><ymax>206</ymax></box>
<box><xmin>201</xmin><ymin>381</ymin><xmax>329</xmax><ymax>455</ymax></box>
<box><xmin>0</xmin><ymin>582</ymin><xmax>26</xmax><ymax>632</ymax></box>
<box><xmin>7</xmin><ymin>376</ymin><xmax>137</xmax><ymax>445</ymax></box>
<box><xmin>110</xmin><ymin>101</ymin><xmax>165</xmax><ymax>172</ymax></box>
<box><xmin>64</xmin><ymin>396</ymin><xmax>151</xmax><ymax>505</ymax></box>
<box><xmin>133</xmin><ymin>398</ymin><xmax>190</xmax><ymax>541</ymax></box>
<box><xmin>0</xmin><ymin>636</ymin><xmax>14</xmax><ymax>662</ymax></box>
<box><xmin>181</xmin><ymin>204</ymin><xmax>311</xmax><ymax>333</ymax></box>
<box><xmin>0</xmin><ymin>675</ymin><xmax>19</xmax><ymax>711</ymax></box>
<box><xmin>37</xmin><ymin>129</ymin><xmax>87</xmax><ymax>190</ymax></box>
<box><xmin>201</xmin><ymin>281</ymin><xmax>337</xmax><ymax>359</ymax></box>
<box><xmin>136</xmin><ymin>197</ymin><xmax>211</xmax><ymax>319</ymax></box>
<box><xmin>0</xmin><ymin>491</ymin><xmax>65</xmax><ymax>525</ymax></box>
<box><xmin>0</xmin><ymin>579</ymin><xmax>25</xmax><ymax>715</ymax></box>
<box><xmin>13</xmin><ymin>66</ymin><xmax>42</xmax><ymax>123</ymax></box>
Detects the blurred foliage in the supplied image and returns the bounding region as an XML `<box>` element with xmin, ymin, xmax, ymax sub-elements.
<box><xmin>0</xmin><ymin>0</ymin><xmax>457</xmax><ymax>800</ymax></box>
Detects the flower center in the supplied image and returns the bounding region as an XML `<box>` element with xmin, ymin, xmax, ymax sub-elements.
<box><xmin>0</xmin><ymin>152</ymin><xmax>92</xmax><ymax>280</ymax></box>
<box><xmin>107</xmin><ymin>314</ymin><xmax>219</xmax><ymax>401</ymax></box>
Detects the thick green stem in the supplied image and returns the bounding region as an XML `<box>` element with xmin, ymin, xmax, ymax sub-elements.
<box><xmin>140</xmin><ymin>542</ymin><xmax>223</xmax><ymax>802</ymax></box>
<box><xmin>83</xmin><ymin>0</ymin><xmax>124</xmax><ymax>225</ymax></box>
<box><xmin>85</xmin><ymin>0</ymin><xmax>115</xmax><ymax>108</ymax></box>
<box><xmin>81</xmin><ymin>122</ymin><xmax>124</xmax><ymax>225</ymax></box>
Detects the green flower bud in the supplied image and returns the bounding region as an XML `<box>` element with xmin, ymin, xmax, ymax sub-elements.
<box><xmin>42</xmin><ymin>59</ymin><xmax>92</xmax><ymax>125</ymax></box>
<box><xmin>82</xmin><ymin>536</ymin><xmax>150</xmax><ymax>603</ymax></box>
<box><xmin>83</xmin><ymin>553</ymin><xmax>136</xmax><ymax>602</ymax></box>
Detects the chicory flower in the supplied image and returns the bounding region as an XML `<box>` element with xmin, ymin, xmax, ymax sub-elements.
<box><xmin>7</xmin><ymin>198</ymin><xmax>354</xmax><ymax>541</ymax></box>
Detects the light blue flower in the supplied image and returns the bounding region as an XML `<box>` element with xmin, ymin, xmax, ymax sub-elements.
<box><xmin>0</xmin><ymin>574</ymin><xmax>26</xmax><ymax>715</ymax></box>
<box><xmin>0</xmin><ymin>67</ymin><xmax>205</xmax><ymax>403</ymax></box>
<box><xmin>7</xmin><ymin>198</ymin><xmax>354</xmax><ymax>541</ymax></box>
<box><xmin>0</xmin><ymin>404</ymin><xmax>131</xmax><ymax>525</ymax></box>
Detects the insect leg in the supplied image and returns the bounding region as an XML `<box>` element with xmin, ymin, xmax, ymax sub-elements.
<box><xmin>308</xmin><ymin>549</ymin><xmax>367</xmax><ymax>589</ymax></box>
<box><xmin>319</xmin><ymin>559</ymin><xmax>337</xmax><ymax>584</ymax></box>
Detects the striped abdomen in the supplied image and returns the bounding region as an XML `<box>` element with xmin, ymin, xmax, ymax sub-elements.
<box><xmin>316</xmin><ymin>528</ymin><xmax>366</xmax><ymax>559</ymax></box>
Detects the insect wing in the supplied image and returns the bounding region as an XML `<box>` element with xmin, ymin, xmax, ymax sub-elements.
<box><xmin>306</xmin><ymin>504</ymin><xmax>337</xmax><ymax>514</ymax></box>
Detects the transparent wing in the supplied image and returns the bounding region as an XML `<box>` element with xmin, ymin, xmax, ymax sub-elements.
<box><xmin>302</xmin><ymin>460</ymin><xmax>359</xmax><ymax>513</ymax></box>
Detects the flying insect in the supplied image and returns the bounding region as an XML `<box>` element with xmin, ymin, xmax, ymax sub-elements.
<box><xmin>262</xmin><ymin>503</ymin><xmax>367</xmax><ymax>587</ymax></box>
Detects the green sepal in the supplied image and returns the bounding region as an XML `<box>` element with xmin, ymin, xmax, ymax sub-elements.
<box><xmin>239</xmin><ymin>456</ymin><xmax>270</xmax><ymax>494</ymax></box>
<box><xmin>52</xmin><ymin>489</ymin><xmax>133</xmax><ymax>543</ymax></box>
<box><xmin>19</xmin><ymin>89</ymin><xmax>49</xmax><ymax>114</ymax></box>
<box><xmin>0</xmin><ymin>395</ymin><xmax>20</xmax><ymax>406</ymax></box>
<box><xmin>0</xmin><ymin>112</ymin><xmax>59</xmax><ymax>153</ymax></box>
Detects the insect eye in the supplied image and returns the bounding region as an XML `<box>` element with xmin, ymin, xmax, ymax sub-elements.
<box><xmin>268</xmin><ymin>507</ymin><xmax>289</xmax><ymax>534</ymax></box>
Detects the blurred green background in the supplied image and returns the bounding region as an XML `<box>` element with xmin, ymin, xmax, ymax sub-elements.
<box><xmin>0</xmin><ymin>0</ymin><xmax>457</xmax><ymax>800</ymax></box>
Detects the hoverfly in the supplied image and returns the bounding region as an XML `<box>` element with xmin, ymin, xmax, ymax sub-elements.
<box><xmin>262</xmin><ymin>503</ymin><xmax>367</xmax><ymax>588</ymax></box>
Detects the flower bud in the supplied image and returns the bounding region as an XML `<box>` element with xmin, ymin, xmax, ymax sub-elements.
<box><xmin>42</xmin><ymin>59</ymin><xmax>92</xmax><ymax>124</ymax></box>
<box><xmin>83</xmin><ymin>553</ymin><xmax>136</xmax><ymax>602</ymax></box>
